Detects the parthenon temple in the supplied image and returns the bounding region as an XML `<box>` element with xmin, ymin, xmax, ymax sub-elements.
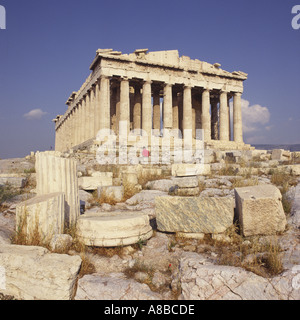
<box><xmin>53</xmin><ymin>49</ymin><xmax>252</xmax><ymax>154</ymax></box>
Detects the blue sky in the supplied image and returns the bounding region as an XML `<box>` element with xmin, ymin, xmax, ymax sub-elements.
<box><xmin>0</xmin><ymin>0</ymin><xmax>300</xmax><ymax>158</ymax></box>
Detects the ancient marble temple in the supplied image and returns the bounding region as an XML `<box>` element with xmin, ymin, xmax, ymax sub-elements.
<box><xmin>53</xmin><ymin>49</ymin><xmax>250</xmax><ymax>152</ymax></box>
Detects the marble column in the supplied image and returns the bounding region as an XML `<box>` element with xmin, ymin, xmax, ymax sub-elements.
<box><xmin>211</xmin><ymin>99</ymin><xmax>219</xmax><ymax>140</ymax></box>
<box><xmin>84</xmin><ymin>93</ymin><xmax>90</xmax><ymax>142</ymax></box>
<box><xmin>228</xmin><ymin>96</ymin><xmax>231</xmax><ymax>141</ymax></box>
<box><xmin>163</xmin><ymin>83</ymin><xmax>173</xmax><ymax>130</ymax></box>
<box><xmin>153</xmin><ymin>88</ymin><xmax>160</xmax><ymax>131</ymax></box>
<box><xmin>99</xmin><ymin>76</ymin><xmax>111</xmax><ymax>131</ymax></box>
<box><xmin>219</xmin><ymin>91</ymin><xmax>229</xmax><ymax>141</ymax></box>
<box><xmin>35</xmin><ymin>151</ymin><xmax>80</xmax><ymax>228</ymax></box>
<box><xmin>233</xmin><ymin>92</ymin><xmax>243</xmax><ymax>143</ymax></box>
<box><xmin>172</xmin><ymin>92</ymin><xmax>179</xmax><ymax>130</ymax></box>
<box><xmin>133</xmin><ymin>84</ymin><xmax>142</xmax><ymax>132</ymax></box>
<box><xmin>120</xmin><ymin>78</ymin><xmax>130</xmax><ymax>137</ymax></box>
<box><xmin>94</xmin><ymin>80</ymin><xmax>100</xmax><ymax>135</ymax></box>
<box><xmin>79</xmin><ymin>100</ymin><xmax>84</xmax><ymax>145</ymax></box>
<box><xmin>201</xmin><ymin>89</ymin><xmax>211</xmax><ymax>141</ymax></box>
<box><xmin>142</xmin><ymin>80</ymin><xmax>152</xmax><ymax>138</ymax></box>
<box><xmin>89</xmin><ymin>86</ymin><xmax>95</xmax><ymax>139</ymax></box>
<box><xmin>183</xmin><ymin>86</ymin><xmax>192</xmax><ymax>139</ymax></box>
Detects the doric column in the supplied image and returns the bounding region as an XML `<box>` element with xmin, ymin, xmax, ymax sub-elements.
<box><xmin>201</xmin><ymin>89</ymin><xmax>211</xmax><ymax>141</ymax></box>
<box><xmin>211</xmin><ymin>99</ymin><xmax>219</xmax><ymax>140</ymax></box>
<box><xmin>219</xmin><ymin>91</ymin><xmax>229</xmax><ymax>141</ymax></box>
<box><xmin>172</xmin><ymin>92</ymin><xmax>179</xmax><ymax>130</ymax></box>
<box><xmin>183</xmin><ymin>85</ymin><xmax>193</xmax><ymax>141</ymax></box>
<box><xmin>120</xmin><ymin>78</ymin><xmax>130</xmax><ymax>137</ymax></box>
<box><xmin>153</xmin><ymin>88</ymin><xmax>160</xmax><ymax>131</ymax></box>
<box><xmin>35</xmin><ymin>152</ymin><xmax>80</xmax><ymax>228</ymax></box>
<box><xmin>163</xmin><ymin>83</ymin><xmax>173</xmax><ymax>130</ymax></box>
<box><xmin>79</xmin><ymin>100</ymin><xmax>84</xmax><ymax>145</ymax></box>
<box><xmin>142</xmin><ymin>80</ymin><xmax>152</xmax><ymax>138</ymax></box>
<box><xmin>89</xmin><ymin>86</ymin><xmax>95</xmax><ymax>139</ymax></box>
<box><xmin>228</xmin><ymin>96</ymin><xmax>231</xmax><ymax>141</ymax></box>
<box><xmin>233</xmin><ymin>92</ymin><xmax>243</xmax><ymax>143</ymax></box>
<box><xmin>133</xmin><ymin>84</ymin><xmax>142</xmax><ymax>132</ymax></box>
<box><xmin>84</xmin><ymin>93</ymin><xmax>90</xmax><ymax>142</ymax></box>
<box><xmin>70</xmin><ymin>110</ymin><xmax>75</xmax><ymax>147</ymax></box>
<box><xmin>99</xmin><ymin>76</ymin><xmax>111</xmax><ymax>131</ymax></box>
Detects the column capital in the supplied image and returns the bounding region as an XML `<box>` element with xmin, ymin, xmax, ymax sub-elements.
<box><xmin>120</xmin><ymin>76</ymin><xmax>130</xmax><ymax>82</ymax></box>
<box><xmin>184</xmin><ymin>84</ymin><xmax>192</xmax><ymax>90</ymax></box>
<box><xmin>143</xmin><ymin>79</ymin><xmax>152</xmax><ymax>85</ymax></box>
<box><xmin>99</xmin><ymin>75</ymin><xmax>110</xmax><ymax>80</ymax></box>
<box><xmin>233</xmin><ymin>92</ymin><xmax>242</xmax><ymax>97</ymax></box>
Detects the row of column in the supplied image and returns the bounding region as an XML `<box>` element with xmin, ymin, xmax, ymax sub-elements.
<box><xmin>55</xmin><ymin>76</ymin><xmax>243</xmax><ymax>152</ymax></box>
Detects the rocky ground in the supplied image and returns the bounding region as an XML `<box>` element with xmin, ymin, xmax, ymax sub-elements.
<box><xmin>0</xmin><ymin>150</ymin><xmax>300</xmax><ymax>300</ymax></box>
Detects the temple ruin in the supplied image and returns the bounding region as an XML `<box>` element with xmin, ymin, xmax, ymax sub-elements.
<box><xmin>53</xmin><ymin>49</ymin><xmax>252</xmax><ymax>156</ymax></box>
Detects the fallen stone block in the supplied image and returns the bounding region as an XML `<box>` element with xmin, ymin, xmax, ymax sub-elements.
<box><xmin>78</xmin><ymin>174</ymin><xmax>113</xmax><ymax>191</ymax></box>
<box><xmin>271</xmin><ymin>149</ymin><xmax>291</xmax><ymax>161</ymax></box>
<box><xmin>176</xmin><ymin>187</ymin><xmax>200</xmax><ymax>196</ymax></box>
<box><xmin>125</xmin><ymin>190</ymin><xmax>168</xmax><ymax>206</ymax></box>
<box><xmin>76</xmin><ymin>211</ymin><xmax>153</xmax><ymax>247</ymax></box>
<box><xmin>282</xmin><ymin>165</ymin><xmax>300</xmax><ymax>176</ymax></box>
<box><xmin>172</xmin><ymin>163</ymin><xmax>210</xmax><ymax>177</ymax></box>
<box><xmin>49</xmin><ymin>234</ymin><xmax>73</xmax><ymax>252</ymax></box>
<box><xmin>145</xmin><ymin>179</ymin><xmax>174</xmax><ymax>192</ymax></box>
<box><xmin>235</xmin><ymin>185</ymin><xmax>287</xmax><ymax>237</ymax></box>
<box><xmin>16</xmin><ymin>192</ymin><xmax>65</xmax><ymax>243</ymax></box>
<box><xmin>171</xmin><ymin>176</ymin><xmax>199</xmax><ymax>188</ymax></box>
<box><xmin>0</xmin><ymin>244</ymin><xmax>82</xmax><ymax>300</ymax></box>
<box><xmin>155</xmin><ymin>196</ymin><xmax>234</xmax><ymax>234</ymax></box>
<box><xmin>97</xmin><ymin>186</ymin><xmax>124</xmax><ymax>202</ymax></box>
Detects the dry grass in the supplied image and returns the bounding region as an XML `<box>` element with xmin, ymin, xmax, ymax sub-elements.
<box><xmin>231</xmin><ymin>177</ymin><xmax>259</xmax><ymax>189</ymax></box>
<box><xmin>218</xmin><ymin>164</ymin><xmax>237</xmax><ymax>176</ymax></box>
<box><xmin>0</xmin><ymin>184</ymin><xmax>21</xmax><ymax>206</ymax></box>
<box><xmin>269</xmin><ymin>169</ymin><xmax>298</xmax><ymax>215</ymax></box>
<box><xmin>172</xmin><ymin>227</ymin><xmax>284</xmax><ymax>278</ymax></box>
<box><xmin>12</xmin><ymin>211</ymin><xmax>49</xmax><ymax>248</ymax></box>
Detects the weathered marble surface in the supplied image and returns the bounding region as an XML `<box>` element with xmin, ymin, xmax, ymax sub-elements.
<box><xmin>155</xmin><ymin>196</ymin><xmax>234</xmax><ymax>234</ymax></box>
<box><xmin>76</xmin><ymin>211</ymin><xmax>153</xmax><ymax>247</ymax></box>
<box><xmin>235</xmin><ymin>185</ymin><xmax>286</xmax><ymax>237</ymax></box>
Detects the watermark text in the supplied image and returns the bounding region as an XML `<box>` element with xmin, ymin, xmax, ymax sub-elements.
<box><xmin>0</xmin><ymin>5</ymin><xmax>6</xmax><ymax>30</ymax></box>
<box><xmin>292</xmin><ymin>5</ymin><xmax>300</xmax><ymax>30</ymax></box>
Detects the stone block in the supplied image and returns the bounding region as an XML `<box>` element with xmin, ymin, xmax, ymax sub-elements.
<box><xmin>78</xmin><ymin>175</ymin><xmax>113</xmax><ymax>191</ymax></box>
<box><xmin>176</xmin><ymin>187</ymin><xmax>200</xmax><ymax>196</ymax></box>
<box><xmin>271</xmin><ymin>149</ymin><xmax>291</xmax><ymax>161</ymax></box>
<box><xmin>171</xmin><ymin>176</ymin><xmax>199</xmax><ymax>188</ymax></box>
<box><xmin>234</xmin><ymin>185</ymin><xmax>287</xmax><ymax>237</ymax></box>
<box><xmin>76</xmin><ymin>211</ymin><xmax>153</xmax><ymax>247</ymax></box>
<box><xmin>171</xmin><ymin>163</ymin><xmax>210</xmax><ymax>177</ymax></box>
<box><xmin>16</xmin><ymin>192</ymin><xmax>65</xmax><ymax>243</ymax></box>
<box><xmin>155</xmin><ymin>196</ymin><xmax>234</xmax><ymax>234</ymax></box>
<box><xmin>282</xmin><ymin>165</ymin><xmax>300</xmax><ymax>176</ymax></box>
<box><xmin>0</xmin><ymin>244</ymin><xmax>81</xmax><ymax>300</ymax></box>
<box><xmin>145</xmin><ymin>179</ymin><xmax>174</xmax><ymax>192</ymax></box>
<box><xmin>97</xmin><ymin>186</ymin><xmax>124</xmax><ymax>202</ymax></box>
<box><xmin>49</xmin><ymin>234</ymin><xmax>73</xmax><ymax>252</ymax></box>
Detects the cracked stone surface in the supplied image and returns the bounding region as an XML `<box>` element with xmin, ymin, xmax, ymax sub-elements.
<box><xmin>178</xmin><ymin>252</ymin><xmax>300</xmax><ymax>300</ymax></box>
<box><xmin>75</xmin><ymin>273</ymin><xmax>161</xmax><ymax>300</ymax></box>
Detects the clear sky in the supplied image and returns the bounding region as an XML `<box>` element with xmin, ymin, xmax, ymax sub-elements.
<box><xmin>0</xmin><ymin>0</ymin><xmax>299</xmax><ymax>158</ymax></box>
